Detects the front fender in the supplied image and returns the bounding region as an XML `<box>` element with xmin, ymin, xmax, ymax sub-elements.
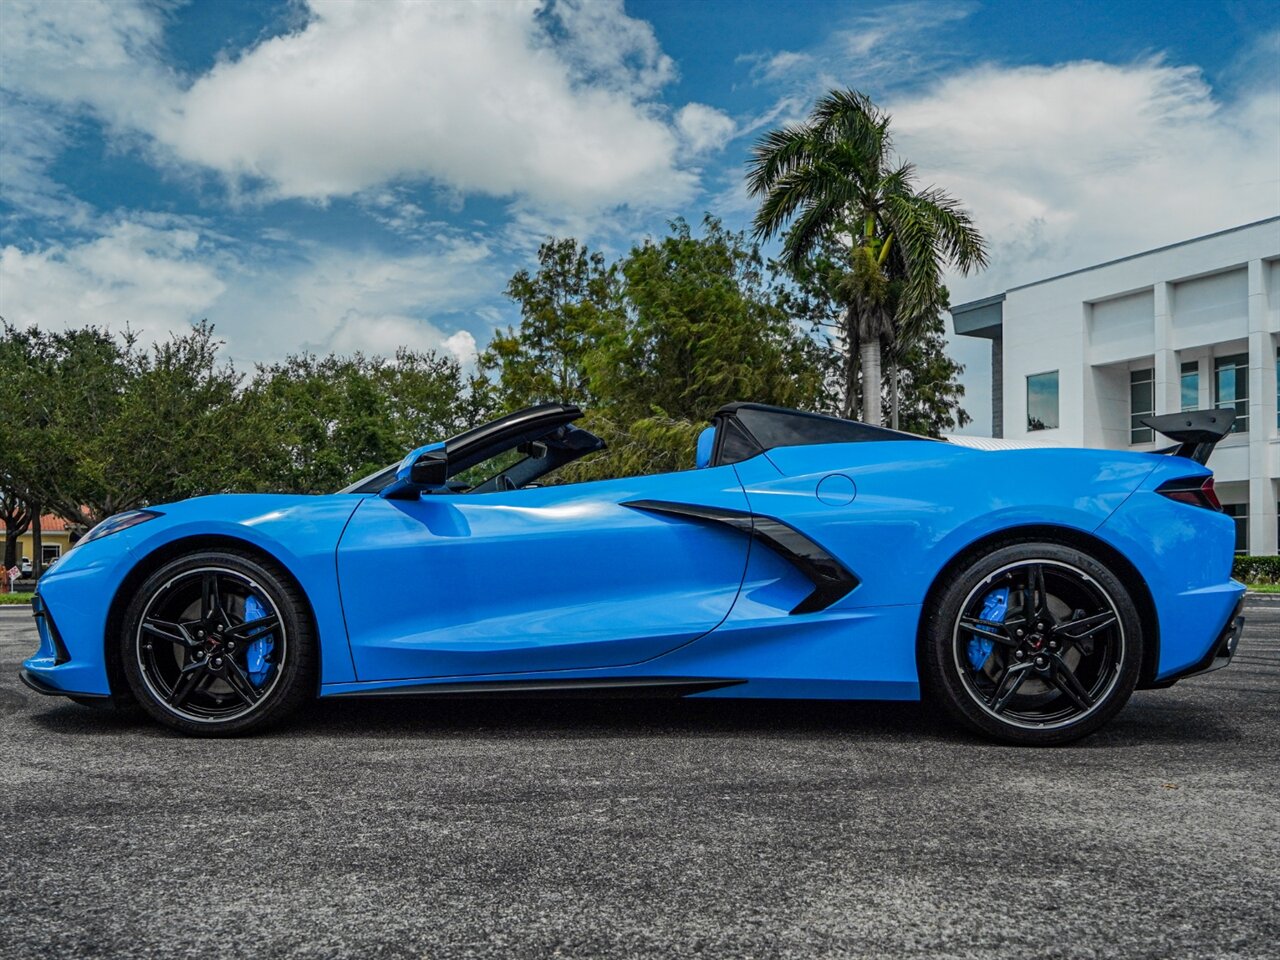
<box><xmin>28</xmin><ymin>495</ymin><xmax>362</xmax><ymax>696</ymax></box>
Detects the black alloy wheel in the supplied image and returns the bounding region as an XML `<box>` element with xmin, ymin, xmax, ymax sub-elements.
<box><xmin>122</xmin><ymin>550</ymin><xmax>315</xmax><ymax>736</ymax></box>
<box><xmin>921</xmin><ymin>542</ymin><xmax>1143</xmax><ymax>745</ymax></box>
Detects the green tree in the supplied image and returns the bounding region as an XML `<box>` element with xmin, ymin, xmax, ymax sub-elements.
<box><xmin>2</xmin><ymin>321</ymin><xmax>480</xmax><ymax>534</ymax></box>
<box><xmin>889</xmin><ymin>311</ymin><xmax>971</xmax><ymax>436</ymax></box>
<box><xmin>480</xmin><ymin>238</ymin><xmax>625</xmax><ymax>411</ymax></box>
<box><xmin>103</xmin><ymin>322</ymin><xmax>253</xmax><ymax>511</ymax></box>
<box><xmin>0</xmin><ymin>322</ymin><xmax>253</xmax><ymax>534</ymax></box>
<box><xmin>480</xmin><ymin>219</ymin><xmax>833</xmax><ymax>480</ymax></box>
<box><xmin>0</xmin><ymin>327</ymin><xmax>43</xmax><ymax>566</ymax></box>
<box><xmin>0</xmin><ymin>323</ymin><xmax>125</xmax><ymax>560</ymax></box>
<box><xmin>776</xmin><ymin>237</ymin><xmax>969</xmax><ymax>434</ymax></box>
<box><xmin>748</xmin><ymin>88</ymin><xmax>987</xmax><ymax>425</ymax></box>
<box><xmin>600</xmin><ymin>216</ymin><xmax>830</xmax><ymax>424</ymax></box>
<box><xmin>243</xmin><ymin>348</ymin><xmax>479</xmax><ymax>494</ymax></box>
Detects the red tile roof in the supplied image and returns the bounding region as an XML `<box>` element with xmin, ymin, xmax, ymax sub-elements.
<box><xmin>38</xmin><ymin>515</ymin><xmax>70</xmax><ymax>533</ymax></box>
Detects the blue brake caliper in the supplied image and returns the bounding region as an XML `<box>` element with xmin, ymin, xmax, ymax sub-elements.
<box><xmin>243</xmin><ymin>594</ymin><xmax>275</xmax><ymax>687</ymax></box>
<box><xmin>968</xmin><ymin>586</ymin><xmax>1009</xmax><ymax>671</ymax></box>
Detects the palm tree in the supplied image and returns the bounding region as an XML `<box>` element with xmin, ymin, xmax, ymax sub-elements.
<box><xmin>748</xmin><ymin>89</ymin><xmax>988</xmax><ymax>425</ymax></box>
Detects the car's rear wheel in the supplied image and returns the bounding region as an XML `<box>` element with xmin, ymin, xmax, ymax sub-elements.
<box><xmin>921</xmin><ymin>542</ymin><xmax>1142</xmax><ymax>746</ymax></box>
<box><xmin>121</xmin><ymin>550</ymin><xmax>315</xmax><ymax>736</ymax></box>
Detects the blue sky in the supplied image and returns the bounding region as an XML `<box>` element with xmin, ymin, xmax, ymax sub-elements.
<box><xmin>2</xmin><ymin>0</ymin><xmax>1277</xmax><ymax>433</ymax></box>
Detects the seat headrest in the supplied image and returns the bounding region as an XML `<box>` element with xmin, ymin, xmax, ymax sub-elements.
<box><xmin>695</xmin><ymin>426</ymin><xmax>715</xmax><ymax>469</ymax></box>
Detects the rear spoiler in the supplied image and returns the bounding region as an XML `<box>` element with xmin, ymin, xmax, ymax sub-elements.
<box><xmin>1140</xmin><ymin>409</ymin><xmax>1236</xmax><ymax>465</ymax></box>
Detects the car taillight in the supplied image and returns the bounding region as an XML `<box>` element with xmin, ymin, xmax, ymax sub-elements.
<box><xmin>1156</xmin><ymin>476</ymin><xmax>1222</xmax><ymax>511</ymax></box>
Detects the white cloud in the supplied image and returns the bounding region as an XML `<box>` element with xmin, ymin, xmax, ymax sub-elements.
<box><xmin>0</xmin><ymin>0</ymin><xmax>178</xmax><ymax>133</ymax></box>
<box><xmin>0</xmin><ymin>96</ymin><xmax>95</xmax><ymax>225</ymax></box>
<box><xmin>884</xmin><ymin>54</ymin><xmax>1280</xmax><ymax>433</ymax></box>
<box><xmin>265</xmin><ymin>239</ymin><xmax>492</xmax><ymax>346</ymax></box>
<box><xmin>0</xmin><ymin>0</ymin><xmax>710</xmax><ymax>215</ymax></box>
<box><xmin>757</xmin><ymin>51</ymin><xmax>814</xmax><ymax>82</ymax></box>
<box><xmin>0</xmin><ymin>222</ymin><xmax>225</xmax><ymax>342</ymax></box>
<box><xmin>890</xmin><ymin>57</ymin><xmax>1280</xmax><ymax>296</ymax></box>
<box><xmin>207</xmin><ymin>238</ymin><xmax>498</xmax><ymax>366</ymax></box>
<box><xmin>675</xmin><ymin>103</ymin><xmax>736</xmax><ymax>155</ymax></box>
<box><xmin>546</xmin><ymin>0</ymin><xmax>676</xmax><ymax>97</ymax></box>
<box><xmin>326</xmin><ymin>314</ymin><xmax>478</xmax><ymax>364</ymax></box>
<box><xmin>743</xmin><ymin>1</ymin><xmax>975</xmax><ymax>92</ymax></box>
<box><xmin>0</xmin><ymin>224</ymin><xmax>496</xmax><ymax>367</ymax></box>
<box><xmin>168</xmin><ymin>0</ymin><xmax>690</xmax><ymax>212</ymax></box>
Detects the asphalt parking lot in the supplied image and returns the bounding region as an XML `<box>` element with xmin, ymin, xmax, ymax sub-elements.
<box><xmin>1</xmin><ymin>600</ymin><xmax>1277</xmax><ymax>960</ymax></box>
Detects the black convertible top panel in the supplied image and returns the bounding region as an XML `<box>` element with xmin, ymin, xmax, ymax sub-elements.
<box><xmin>713</xmin><ymin>403</ymin><xmax>922</xmax><ymax>466</ymax></box>
<box><xmin>339</xmin><ymin>403</ymin><xmax>584</xmax><ymax>494</ymax></box>
<box><xmin>445</xmin><ymin>403</ymin><xmax>582</xmax><ymax>474</ymax></box>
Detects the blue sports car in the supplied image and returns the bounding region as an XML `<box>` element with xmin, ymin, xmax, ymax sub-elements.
<box><xmin>21</xmin><ymin>402</ymin><xmax>1243</xmax><ymax>744</ymax></box>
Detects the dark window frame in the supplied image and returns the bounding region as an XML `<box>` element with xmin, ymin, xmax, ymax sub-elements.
<box><xmin>1222</xmin><ymin>502</ymin><xmax>1248</xmax><ymax>554</ymax></box>
<box><xmin>1180</xmin><ymin>359</ymin><xmax>1200</xmax><ymax>413</ymax></box>
<box><xmin>1214</xmin><ymin>353</ymin><xmax>1249</xmax><ymax>434</ymax></box>
<box><xmin>1129</xmin><ymin>367</ymin><xmax>1155</xmax><ymax>444</ymax></box>
<box><xmin>1026</xmin><ymin>370</ymin><xmax>1060</xmax><ymax>432</ymax></box>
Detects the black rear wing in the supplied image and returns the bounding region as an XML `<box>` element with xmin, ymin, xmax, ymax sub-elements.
<box><xmin>1140</xmin><ymin>409</ymin><xmax>1236</xmax><ymax>465</ymax></box>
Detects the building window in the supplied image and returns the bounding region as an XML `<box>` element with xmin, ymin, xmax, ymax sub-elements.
<box><xmin>1027</xmin><ymin>371</ymin><xmax>1059</xmax><ymax>431</ymax></box>
<box><xmin>1181</xmin><ymin>360</ymin><xmax>1199</xmax><ymax>412</ymax></box>
<box><xmin>40</xmin><ymin>544</ymin><xmax>61</xmax><ymax>566</ymax></box>
<box><xmin>1130</xmin><ymin>368</ymin><xmax>1154</xmax><ymax>443</ymax></box>
<box><xmin>1222</xmin><ymin>503</ymin><xmax>1248</xmax><ymax>554</ymax></box>
<box><xmin>1214</xmin><ymin>353</ymin><xmax>1248</xmax><ymax>433</ymax></box>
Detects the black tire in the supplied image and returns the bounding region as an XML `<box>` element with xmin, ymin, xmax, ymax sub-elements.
<box><xmin>121</xmin><ymin>550</ymin><xmax>316</xmax><ymax>736</ymax></box>
<box><xmin>920</xmin><ymin>542</ymin><xmax>1143</xmax><ymax>746</ymax></box>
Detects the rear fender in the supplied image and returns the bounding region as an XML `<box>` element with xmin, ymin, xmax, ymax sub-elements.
<box><xmin>747</xmin><ymin>443</ymin><xmax>1157</xmax><ymax>609</ymax></box>
<box><xmin>1095</xmin><ymin>458</ymin><xmax>1240</xmax><ymax>678</ymax></box>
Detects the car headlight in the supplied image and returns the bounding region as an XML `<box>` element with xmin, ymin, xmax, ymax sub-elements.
<box><xmin>79</xmin><ymin>509</ymin><xmax>163</xmax><ymax>544</ymax></box>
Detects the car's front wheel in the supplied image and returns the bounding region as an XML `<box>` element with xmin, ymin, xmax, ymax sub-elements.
<box><xmin>121</xmin><ymin>550</ymin><xmax>315</xmax><ymax>736</ymax></box>
<box><xmin>920</xmin><ymin>542</ymin><xmax>1143</xmax><ymax>745</ymax></box>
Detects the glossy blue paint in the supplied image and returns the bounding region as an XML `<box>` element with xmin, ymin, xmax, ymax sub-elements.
<box><xmin>23</xmin><ymin>425</ymin><xmax>1241</xmax><ymax>706</ymax></box>
<box><xmin>746</xmin><ymin>442</ymin><xmax>1158</xmax><ymax>610</ymax></box>
<box><xmin>337</xmin><ymin>466</ymin><xmax>751</xmax><ymax>679</ymax></box>
<box><xmin>379</xmin><ymin>441</ymin><xmax>446</xmax><ymax>499</ymax></box>
<box><xmin>695</xmin><ymin>427</ymin><xmax>715</xmax><ymax>469</ymax></box>
<box><xmin>26</xmin><ymin>494</ymin><xmax>361</xmax><ymax>695</ymax></box>
<box><xmin>1095</xmin><ymin>457</ymin><xmax>1243</xmax><ymax>678</ymax></box>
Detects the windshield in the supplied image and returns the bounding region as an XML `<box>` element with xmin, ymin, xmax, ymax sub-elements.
<box><xmin>337</xmin><ymin>404</ymin><xmax>603</xmax><ymax>495</ymax></box>
<box><xmin>340</xmin><ymin>463</ymin><xmax>400</xmax><ymax>495</ymax></box>
<box><xmin>450</xmin><ymin>446</ymin><xmax>527</xmax><ymax>490</ymax></box>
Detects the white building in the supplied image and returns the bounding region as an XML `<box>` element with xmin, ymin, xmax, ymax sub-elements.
<box><xmin>952</xmin><ymin>217</ymin><xmax>1280</xmax><ymax>555</ymax></box>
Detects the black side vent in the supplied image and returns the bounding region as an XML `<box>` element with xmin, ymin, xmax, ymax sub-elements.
<box><xmin>34</xmin><ymin>598</ymin><xmax>72</xmax><ymax>665</ymax></box>
<box><xmin>623</xmin><ymin>500</ymin><xmax>860</xmax><ymax>615</ymax></box>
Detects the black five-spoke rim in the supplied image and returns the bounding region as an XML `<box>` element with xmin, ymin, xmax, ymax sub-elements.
<box><xmin>136</xmin><ymin>568</ymin><xmax>286</xmax><ymax>723</ymax></box>
<box><xmin>952</xmin><ymin>560</ymin><xmax>1123</xmax><ymax>730</ymax></box>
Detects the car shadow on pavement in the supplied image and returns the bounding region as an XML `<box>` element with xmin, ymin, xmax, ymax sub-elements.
<box><xmin>20</xmin><ymin>690</ymin><xmax>1243</xmax><ymax>748</ymax></box>
<box><xmin>1091</xmin><ymin>694</ymin><xmax>1246</xmax><ymax>746</ymax></box>
<box><xmin>297</xmin><ymin>695</ymin><xmax>952</xmax><ymax>740</ymax></box>
<box><xmin>23</xmin><ymin>693</ymin><xmax>955</xmax><ymax>741</ymax></box>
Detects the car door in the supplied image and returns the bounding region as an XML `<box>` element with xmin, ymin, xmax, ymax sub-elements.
<box><xmin>336</xmin><ymin>466</ymin><xmax>752</xmax><ymax>681</ymax></box>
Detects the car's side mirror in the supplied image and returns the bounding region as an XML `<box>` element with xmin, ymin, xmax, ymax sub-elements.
<box><xmin>381</xmin><ymin>445</ymin><xmax>450</xmax><ymax>500</ymax></box>
<box><xmin>409</xmin><ymin>450</ymin><xmax>449</xmax><ymax>487</ymax></box>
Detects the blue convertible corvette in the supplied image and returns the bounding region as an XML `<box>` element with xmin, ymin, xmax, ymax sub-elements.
<box><xmin>22</xmin><ymin>402</ymin><xmax>1243</xmax><ymax>744</ymax></box>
